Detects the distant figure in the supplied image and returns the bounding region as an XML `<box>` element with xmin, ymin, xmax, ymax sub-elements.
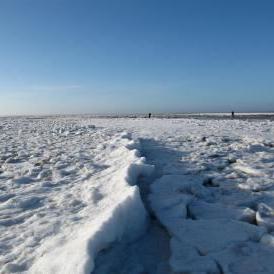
<box><xmin>231</xmin><ymin>111</ymin><xmax>235</xmax><ymax>119</ymax></box>
<box><xmin>148</xmin><ymin>113</ymin><xmax>151</xmax><ymax>118</ymax></box>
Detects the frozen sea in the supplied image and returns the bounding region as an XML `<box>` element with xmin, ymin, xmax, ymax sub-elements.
<box><xmin>1</xmin><ymin>115</ymin><xmax>274</xmax><ymax>274</ymax></box>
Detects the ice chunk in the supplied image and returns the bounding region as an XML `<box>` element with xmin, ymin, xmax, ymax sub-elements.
<box><xmin>169</xmin><ymin>237</ymin><xmax>220</xmax><ymax>274</ymax></box>
<box><xmin>149</xmin><ymin>175</ymin><xmax>199</xmax><ymax>228</ymax></box>
<box><xmin>189</xmin><ymin>200</ymin><xmax>256</xmax><ymax>223</ymax></box>
<box><xmin>211</xmin><ymin>242</ymin><xmax>274</xmax><ymax>274</ymax></box>
<box><xmin>234</xmin><ymin>161</ymin><xmax>264</xmax><ymax>176</ymax></box>
<box><xmin>256</xmin><ymin>203</ymin><xmax>274</xmax><ymax>232</ymax></box>
<box><xmin>238</xmin><ymin>178</ymin><xmax>274</xmax><ymax>192</ymax></box>
<box><xmin>168</xmin><ymin>219</ymin><xmax>266</xmax><ymax>255</ymax></box>
<box><xmin>153</xmin><ymin>201</ymin><xmax>189</xmax><ymax>228</ymax></box>
<box><xmin>150</xmin><ymin>174</ymin><xmax>213</xmax><ymax>201</ymax></box>
<box><xmin>260</xmin><ymin>233</ymin><xmax>274</xmax><ymax>246</ymax></box>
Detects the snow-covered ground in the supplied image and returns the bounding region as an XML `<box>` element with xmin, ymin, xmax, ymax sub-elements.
<box><xmin>1</xmin><ymin>116</ymin><xmax>274</xmax><ymax>273</ymax></box>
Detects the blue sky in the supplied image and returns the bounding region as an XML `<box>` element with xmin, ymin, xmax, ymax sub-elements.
<box><xmin>0</xmin><ymin>0</ymin><xmax>273</xmax><ymax>115</ymax></box>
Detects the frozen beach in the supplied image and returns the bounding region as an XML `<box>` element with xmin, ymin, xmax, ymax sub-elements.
<box><xmin>1</xmin><ymin>116</ymin><xmax>274</xmax><ymax>274</ymax></box>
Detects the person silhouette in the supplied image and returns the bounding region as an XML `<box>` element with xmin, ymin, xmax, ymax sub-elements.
<box><xmin>148</xmin><ymin>113</ymin><xmax>151</xmax><ymax>118</ymax></box>
<box><xmin>231</xmin><ymin>111</ymin><xmax>235</xmax><ymax>119</ymax></box>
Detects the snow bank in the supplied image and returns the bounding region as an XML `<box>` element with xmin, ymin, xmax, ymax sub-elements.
<box><xmin>0</xmin><ymin>118</ymin><xmax>154</xmax><ymax>274</ymax></box>
<box><xmin>30</xmin><ymin>187</ymin><xmax>146</xmax><ymax>274</ymax></box>
<box><xmin>29</xmin><ymin>133</ymin><xmax>154</xmax><ymax>274</ymax></box>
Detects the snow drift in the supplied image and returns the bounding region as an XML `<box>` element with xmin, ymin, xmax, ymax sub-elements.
<box><xmin>29</xmin><ymin>133</ymin><xmax>154</xmax><ymax>274</ymax></box>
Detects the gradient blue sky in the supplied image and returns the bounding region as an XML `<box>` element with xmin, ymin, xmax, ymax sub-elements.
<box><xmin>0</xmin><ymin>0</ymin><xmax>273</xmax><ymax>115</ymax></box>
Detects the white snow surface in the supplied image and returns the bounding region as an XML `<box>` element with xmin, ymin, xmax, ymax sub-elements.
<box><xmin>1</xmin><ymin>116</ymin><xmax>274</xmax><ymax>274</ymax></box>
<box><xmin>0</xmin><ymin>117</ymin><xmax>152</xmax><ymax>274</ymax></box>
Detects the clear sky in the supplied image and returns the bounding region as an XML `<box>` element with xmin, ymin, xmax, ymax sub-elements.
<box><xmin>0</xmin><ymin>0</ymin><xmax>273</xmax><ymax>115</ymax></box>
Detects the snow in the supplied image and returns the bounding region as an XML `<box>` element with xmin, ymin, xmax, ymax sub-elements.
<box><xmin>189</xmin><ymin>199</ymin><xmax>256</xmax><ymax>222</ymax></box>
<box><xmin>0</xmin><ymin>118</ymin><xmax>152</xmax><ymax>273</ymax></box>
<box><xmin>210</xmin><ymin>241</ymin><xmax>274</xmax><ymax>274</ymax></box>
<box><xmin>169</xmin><ymin>238</ymin><xmax>220</xmax><ymax>274</ymax></box>
<box><xmin>1</xmin><ymin>116</ymin><xmax>274</xmax><ymax>273</ymax></box>
<box><xmin>256</xmin><ymin>203</ymin><xmax>274</xmax><ymax>232</ymax></box>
